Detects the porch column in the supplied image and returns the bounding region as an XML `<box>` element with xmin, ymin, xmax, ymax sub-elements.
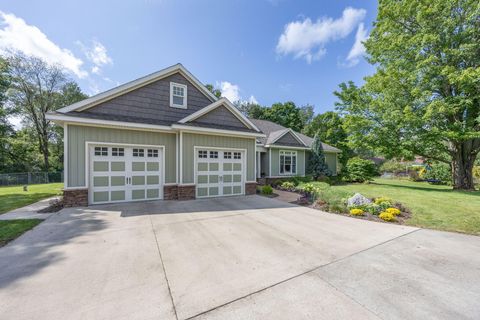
<box><xmin>256</xmin><ymin>152</ymin><xmax>261</xmax><ymax>178</ymax></box>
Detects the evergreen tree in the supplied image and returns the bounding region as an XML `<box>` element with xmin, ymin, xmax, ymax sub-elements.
<box><xmin>308</xmin><ymin>134</ymin><xmax>332</xmax><ymax>179</ymax></box>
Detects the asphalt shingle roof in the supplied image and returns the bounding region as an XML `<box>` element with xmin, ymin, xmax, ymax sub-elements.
<box><xmin>250</xmin><ymin>119</ymin><xmax>341</xmax><ymax>153</ymax></box>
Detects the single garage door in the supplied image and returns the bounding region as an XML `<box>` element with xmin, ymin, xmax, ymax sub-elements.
<box><xmin>196</xmin><ymin>148</ymin><xmax>245</xmax><ymax>198</ymax></box>
<box><xmin>89</xmin><ymin>145</ymin><xmax>163</xmax><ymax>204</ymax></box>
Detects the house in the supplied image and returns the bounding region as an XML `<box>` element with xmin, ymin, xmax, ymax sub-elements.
<box><xmin>47</xmin><ymin>64</ymin><xmax>340</xmax><ymax>206</ymax></box>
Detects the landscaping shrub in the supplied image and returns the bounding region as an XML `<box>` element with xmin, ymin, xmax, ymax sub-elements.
<box><xmin>385</xmin><ymin>207</ymin><xmax>401</xmax><ymax>216</ymax></box>
<box><xmin>343</xmin><ymin>157</ymin><xmax>377</xmax><ymax>183</ymax></box>
<box><xmin>349</xmin><ymin>208</ymin><xmax>364</xmax><ymax>216</ymax></box>
<box><xmin>364</xmin><ymin>203</ymin><xmax>382</xmax><ymax>215</ymax></box>
<box><xmin>261</xmin><ymin>185</ymin><xmax>273</xmax><ymax>195</ymax></box>
<box><xmin>379</xmin><ymin>211</ymin><xmax>396</xmax><ymax>222</ymax></box>
<box><xmin>423</xmin><ymin>162</ymin><xmax>451</xmax><ymax>185</ymax></box>
<box><xmin>280</xmin><ymin>181</ymin><xmax>296</xmax><ymax>191</ymax></box>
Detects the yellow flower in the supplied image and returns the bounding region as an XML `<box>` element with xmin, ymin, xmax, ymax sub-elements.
<box><xmin>350</xmin><ymin>208</ymin><xmax>364</xmax><ymax>216</ymax></box>
<box><xmin>385</xmin><ymin>207</ymin><xmax>401</xmax><ymax>215</ymax></box>
<box><xmin>379</xmin><ymin>211</ymin><xmax>396</xmax><ymax>222</ymax></box>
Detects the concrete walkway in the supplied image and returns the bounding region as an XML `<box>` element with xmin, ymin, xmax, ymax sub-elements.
<box><xmin>0</xmin><ymin>197</ymin><xmax>60</xmax><ymax>220</ymax></box>
<box><xmin>0</xmin><ymin>195</ymin><xmax>479</xmax><ymax>320</ymax></box>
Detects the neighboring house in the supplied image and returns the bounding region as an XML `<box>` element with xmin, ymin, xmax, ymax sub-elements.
<box><xmin>252</xmin><ymin>119</ymin><xmax>341</xmax><ymax>183</ymax></box>
<box><xmin>47</xmin><ymin>64</ymin><xmax>340</xmax><ymax>206</ymax></box>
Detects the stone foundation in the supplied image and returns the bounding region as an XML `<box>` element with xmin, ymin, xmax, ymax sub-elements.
<box><xmin>63</xmin><ymin>188</ymin><xmax>88</xmax><ymax>207</ymax></box>
<box><xmin>164</xmin><ymin>185</ymin><xmax>178</xmax><ymax>200</ymax></box>
<box><xmin>178</xmin><ymin>185</ymin><xmax>195</xmax><ymax>200</ymax></box>
<box><xmin>245</xmin><ymin>182</ymin><xmax>257</xmax><ymax>195</ymax></box>
<box><xmin>258</xmin><ymin>177</ymin><xmax>286</xmax><ymax>186</ymax></box>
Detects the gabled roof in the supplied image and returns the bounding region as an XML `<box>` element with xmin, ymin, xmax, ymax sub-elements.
<box><xmin>266</xmin><ymin>128</ymin><xmax>307</xmax><ymax>147</ymax></box>
<box><xmin>250</xmin><ymin>119</ymin><xmax>341</xmax><ymax>153</ymax></box>
<box><xmin>57</xmin><ymin>63</ymin><xmax>218</xmax><ymax>113</ymax></box>
<box><xmin>179</xmin><ymin>98</ymin><xmax>261</xmax><ymax>132</ymax></box>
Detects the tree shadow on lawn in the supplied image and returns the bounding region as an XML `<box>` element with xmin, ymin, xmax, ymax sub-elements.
<box><xmin>0</xmin><ymin>192</ymin><xmax>59</xmax><ymax>214</ymax></box>
<box><xmin>367</xmin><ymin>182</ymin><xmax>480</xmax><ymax>197</ymax></box>
<box><xmin>0</xmin><ymin>208</ymin><xmax>107</xmax><ymax>288</ymax></box>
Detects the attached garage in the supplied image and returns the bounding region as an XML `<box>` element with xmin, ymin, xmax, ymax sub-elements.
<box><xmin>195</xmin><ymin>148</ymin><xmax>245</xmax><ymax>198</ymax></box>
<box><xmin>88</xmin><ymin>144</ymin><xmax>164</xmax><ymax>204</ymax></box>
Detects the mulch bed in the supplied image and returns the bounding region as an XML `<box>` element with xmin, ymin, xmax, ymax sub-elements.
<box><xmin>272</xmin><ymin>188</ymin><xmax>412</xmax><ymax>225</ymax></box>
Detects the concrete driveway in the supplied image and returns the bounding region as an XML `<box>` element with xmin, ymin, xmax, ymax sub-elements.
<box><xmin>1</xmin><ymin>196</ymin><xmax>479</xmax><ymax>320</ymax></box>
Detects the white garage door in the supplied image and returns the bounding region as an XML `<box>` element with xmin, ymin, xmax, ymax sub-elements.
<box><xmin>89</xmin><ymin>145</ymin><xmax>163</xmax><ymax>204</ymax></box>
<box><xmin>195</xmin><ymin>148</ymin><xmax>245</xmax><ymax>198</ymax></box>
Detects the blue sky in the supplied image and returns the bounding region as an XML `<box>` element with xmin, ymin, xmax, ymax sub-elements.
<box><xmin>0</xmin><ymin>0</ymin><xmax>377</xmax><ymax>115</ymax></box>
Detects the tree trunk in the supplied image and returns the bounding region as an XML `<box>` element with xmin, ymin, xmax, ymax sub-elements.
<box><xmin>451</xmin><ymin>142</ymin><xmax>477</xmax><ymax>191</ymax></box>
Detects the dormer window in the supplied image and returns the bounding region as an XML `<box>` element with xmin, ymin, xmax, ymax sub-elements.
<box><xmin>170</xmin><ymin>82</ymin><xmax>187</xmax><ymax>109</ymax></box>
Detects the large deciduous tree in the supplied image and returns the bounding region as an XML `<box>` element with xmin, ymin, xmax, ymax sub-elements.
<box><xmin>6</xmin><ymin>53</ymin><xmax>84</xmax><ymax>172</ymax></box>
<box><xmin>337</xmin><ymin>0</ymin><xmax>480</xmax><ymax>190</ymax></box>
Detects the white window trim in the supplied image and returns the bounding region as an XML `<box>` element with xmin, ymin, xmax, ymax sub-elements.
<box><xmin>279</xmin><ymin>150</ymin><xmax>297</xmax><ymax>176</ymax></box>
<box><xmin>170</xmin><ymin>82</ymin><xmax>187</xmax><ymax>109</ymax></box>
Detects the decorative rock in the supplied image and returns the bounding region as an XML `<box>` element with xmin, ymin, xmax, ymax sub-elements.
<box><xmin>347</xmin><ymin>193</ymin><xmax>372</xmax><ymax>207</ymax></box>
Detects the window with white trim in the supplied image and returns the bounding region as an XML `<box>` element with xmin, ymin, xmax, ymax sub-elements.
<box><xmin>224</xmin><ymin>152</ymin><xmax>232</xmax><ymax>159</ymax></box>
<box><xmin>234</xmin><ymin>152</ymin><xmax>241</xmax><ymax>159</ymax></box>
<box><xmin>209</xmin><ymin>151</ymin><xmax>218</xmax><ymax>159</ymax></box>
<box><xmin>133</xmin><ymin>148</ymin><xmax>144</xmax><ymax>157</ymax></box>
<box><xmin>112</xmin><ymin>147</ymin><xmax>124</xmax><ymax>156</ymax></box>
<box><xmin>147</xmin><ymin>149</ymin><xmax>158</xmax><ymax>158</ymax></box>
<box><xmin>280</xmin><ymin>150</ymin><xmax>297</xmax><ymax>175</ymax></box>
<box><xmin>198</xmin><ymin>150</ymin><xmax>208</xmax><ymax>158</ymax></box>
<box><xmin>94</xmin><ymin>147</ymin><xmax>108</xmax><ymax>156</ymax></box>
<box><xmin>170</xmin><ymin>82</ymin><xmax>187</xmax><ymax>108</ymax></box>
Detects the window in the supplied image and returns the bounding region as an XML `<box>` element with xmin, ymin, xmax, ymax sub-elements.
<box><xmin>147</xmin><ymin>149</ymin><xmax>158</xmax><ymax>158</ymax></box>
<box><xmin>133</xmin><ymin>148</ymin><xmax>144</xmax><ymax>157</ymax></box>
<box><xmin>224</xmin><ymin>152</ymin><xmax>232</xmax><ymax>159</ymax></box>
<box><xmin>280</xmin><ymin>150</ymin><xmax>297</xmax><ymax>175</ymax></box>
<box><xmin>233</xmin><ymin>152</ymin><xmax>241</xmax><ymax>159</ymax></box>
<box><xmin>94</xmin><ymin>147</ymin><xmax>108</xmax><ymax>156</ymax></box>
<box><xmin>170</xmin><ymin>82</ymin><xmax>187</xmax><ymax>108</ymax></box>
<box><xmin>112</xmin><ymin>147</ymin><xmax>124</xmax><ymax>157</ymax></box>
<box><xmin>209</xmin><ymin>151</ymin><xmax>218</xmax><ymax>159</ymax></box>
<box><xmin>198</xmin><ymin>150</ymin><xmax>208</xmax><ymax>158</ymax></box>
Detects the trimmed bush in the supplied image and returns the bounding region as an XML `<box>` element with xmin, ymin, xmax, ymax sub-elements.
<box><xmin>423</xmin><ymin>162</ymin><xmax>451</xmax><ymax>185</ymax></box>
<box><xmin>343</xmin><ymin>157</ymin><xmax>377</xmax><ymax>183</ymax></box>
<box><xmin>280</xmin><ymin>181</ymin><xmax>296</xmax><ymax>190</ymax></box>
<box><xmin>261</xmin><ymin>185</ymin><xmax>273</xmax><ymax>195</ymax></box>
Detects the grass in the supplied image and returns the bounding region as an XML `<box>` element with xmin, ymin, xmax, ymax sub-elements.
<box><xmin>0</xmin><ymin>219</ymin><xmax>42</xmax><ymax>247</ymax></box>
<box><xmin>330</xmin><ymin>178</ymin><xmax>480</xmax><ymax>235</ymax></box>
<box><xmin>0</xmin><ymin>183</ymin><xmax>63</xmax><ymax>215</ymax></box>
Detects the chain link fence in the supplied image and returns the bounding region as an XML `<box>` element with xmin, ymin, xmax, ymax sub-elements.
<box><xmin>0</xmin><ymin>172</ymin><xmax>63</xmax><ymax>186</ymax></box>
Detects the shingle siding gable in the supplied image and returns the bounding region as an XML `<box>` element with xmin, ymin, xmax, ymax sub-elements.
<box><xmin>273</xmin><ymin>132</ymin><xmax>305</xmax><ymax>147</ymax></box>
<box><xmin>192</xmin><ymin>105</ymin><xmax>248</xmax><ymax>129</ymax></box>
<box><xmin>84</xmin><ymin>72</ymin><xmax>212</xmax><ymax>124</ymax></box>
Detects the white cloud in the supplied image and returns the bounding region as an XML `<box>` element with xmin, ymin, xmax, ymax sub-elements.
<box><xmin>78</xmin><ymin>40</ymin><xmax>112</xmax><ymax>75</ymax></box>
<box><xmin>218</xmin><ymin>81</ymin><xmax>241</xmax><ymax>102</ymax></box>
<box><xmin>345</xmin><ymin>23</ymin><xmax>368</xmax><ymax>67</ymax></box>
<box><xmin>0</xmin><ymin>11</ymin><xmax>87</xmax><ymax>78</ymax></box>
<box><xmin>276</xmin><ymin>7</ymin><xmax>366</xmax><ymax>63</ymax></box>
<box><xmin>217</xmin><ymin>81</ymin><xmax>258</xmax><ymax>105</ymax></box>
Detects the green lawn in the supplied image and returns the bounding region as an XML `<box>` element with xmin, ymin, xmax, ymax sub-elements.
<box><xmin>0</xmin><ymin>183</ymin><xmax>63</xmax><ymax>215</ymax></box>
<box><xmin>332</xmin><ymin>178</ymin><xmax>480</xmax><ymax>235</ymax></box>
<box><xmin>0</xmin><ymin>219</ymin><xmax>42</xmax><ymax>247</ymax></box>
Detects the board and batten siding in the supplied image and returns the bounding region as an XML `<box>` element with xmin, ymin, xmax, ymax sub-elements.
<box><xmin>181</xmin><ymin>132</ymin><xmax>256</xmax><ymax>184</ymax></box>
<box><xmin>67</xmin><ymin>125</ymin><xmax>176</xmax><ymax>187</ymax></box>
<box><xmin>268</xmin><ymin>148</ymin><xmax>305</xmax><ymax>177</ymax></box>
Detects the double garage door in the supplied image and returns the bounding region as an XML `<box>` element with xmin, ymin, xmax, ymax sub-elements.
<box><xmin>89</xmin><ymin>145</ymin><xmax>163</xmax><ymax>204</ymax></box>
<box><xmin>196</xmin><ymin>148</ymin><xmax>245</xmax><ymax>198</ymax></box>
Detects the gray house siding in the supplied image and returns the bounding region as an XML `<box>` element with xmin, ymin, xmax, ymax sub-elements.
<box><xmin>273</xmin><ymin>132</ymin><xmax>305</xmax><ymax>147</ymax></box>
<box><xmin>84</xmin><ymin>72</ymin><xmax>213</xmax><ymax>124</ymax></box>
<box><xmin>192</xmin><ymin>105</ymin><xmax>247</xmax><ymax>129</ymax></box>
